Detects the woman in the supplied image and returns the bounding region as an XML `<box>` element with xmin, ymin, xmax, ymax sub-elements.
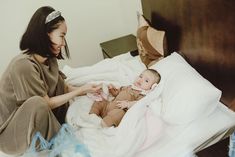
<box><xmin>0</xmin><ymin>6</ymin><xmax>101</xmax><ymax>155</ymax></box>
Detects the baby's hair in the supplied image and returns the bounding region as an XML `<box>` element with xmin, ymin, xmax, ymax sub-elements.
<box><xmin>146</xmin><ymin>69</ymin><xmax>161</xmax><ymax>84</ymax></box>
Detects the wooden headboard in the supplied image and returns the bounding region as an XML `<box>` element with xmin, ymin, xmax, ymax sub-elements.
<box><xmin>141</xmin><ymin>0</ymin><xmax>235</xmax><ymax>109</ymax></box>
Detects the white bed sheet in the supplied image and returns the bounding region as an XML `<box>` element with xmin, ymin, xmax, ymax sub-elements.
<box><xmin>64</xmin><ymin>53</ymin><xmax>235</xmax><ymax>157</ymax></box>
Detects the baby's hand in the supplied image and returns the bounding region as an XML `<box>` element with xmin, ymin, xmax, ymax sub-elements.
<box><xmin>108</xmin><ymin>84</ymin><xmax>115</xmax><ymax>89</ymax></box>
<box><xmin>108</xmin><ymin>84</ymin><xmax>120</xmax><ymax>96</ymax></box>
<box><xmin>116</xmin><ymin>101</ymin><xmax>136</xmax><ymax>109</ymax></box>
<box><xmin>116</xmin><ymin>101</ymin><xmax>129</xmax><ymax>109</ymax></box>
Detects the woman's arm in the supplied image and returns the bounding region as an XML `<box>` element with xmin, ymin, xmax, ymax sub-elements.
<box><xmin>44</xmin><ymin>84</ymin><xmax>101</xmax><ymax>109</ymax></box>
<box><xmin>66</xmin><ymin>84</ymin><xmax>80</xmax><ymax>92</ymax></box>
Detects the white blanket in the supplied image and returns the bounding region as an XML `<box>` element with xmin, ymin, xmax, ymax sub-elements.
<box><xmin>63</xmin><ymin>53</ymin><xmax>145</xmax><ymax>87</ymax></box>
<box><xmin>64</xmin><ymin>53</ymin><xmax>166</xmax><ymax>157</ymax></box>
<box><xmin>67</xmin><ymin>96</ymin><xmax>165</xmax><ymax>157</ymax></box>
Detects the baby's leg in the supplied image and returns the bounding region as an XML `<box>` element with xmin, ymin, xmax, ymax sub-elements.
<box><xmin>102</xmin><ymin>109</ymin><xmax>126</xmax><ymax>127</ymax></box>
<box><xmin>101</xmin><ymin>120</ymin><xmax>108</xmax><ymax>127</ymax></box>
<box><xmin>89</xmin><ymin>100</ymin><xmax>108</xmax><ymax>117</ymax></box>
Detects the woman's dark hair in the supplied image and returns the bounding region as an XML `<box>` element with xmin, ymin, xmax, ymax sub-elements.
<box><xmin>20</xmin><ymin>6</ymin><xmax>70</xmax><ymax>59</ymax></box>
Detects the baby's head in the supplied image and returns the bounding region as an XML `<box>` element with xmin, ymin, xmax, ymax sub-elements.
<box><xmin>134</xmin><ymin>69</ymin><xmax>161</xmax><ymax>90</ymax></box>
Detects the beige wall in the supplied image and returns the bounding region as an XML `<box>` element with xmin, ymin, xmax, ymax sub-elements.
<box><xmin>0</xmin><ymin>0</ymin><xmax>142</xmax><ymax>76</ymax></box>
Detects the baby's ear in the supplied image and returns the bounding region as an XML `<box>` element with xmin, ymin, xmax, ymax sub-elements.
<box><xmin>151</xmin><ymin>83</ymin><xmax>158</xmax><ymax>90</ymax></box>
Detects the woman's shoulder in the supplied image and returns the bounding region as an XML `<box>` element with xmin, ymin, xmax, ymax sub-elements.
<box><xmin>10</xmin><ymin>54</ymin><xmax>38</xmax><ymax>74</ymax></box>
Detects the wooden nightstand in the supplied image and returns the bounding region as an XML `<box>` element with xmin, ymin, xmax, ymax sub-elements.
<box><xmin>100</xmin><ymin>34</ymin><xmax>138</xmax><ymax>58</ymax></box>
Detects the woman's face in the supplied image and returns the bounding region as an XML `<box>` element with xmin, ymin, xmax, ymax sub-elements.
<box><xmin>48</xmin><ymin>21</ymin><xmax>67</xmax><ymax>56</ymax></box>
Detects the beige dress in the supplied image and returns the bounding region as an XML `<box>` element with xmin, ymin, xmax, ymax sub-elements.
<box><xmin>0</xmin><ymin>54</ymin><xmax>67</xmax><ymax>155</ymax></box>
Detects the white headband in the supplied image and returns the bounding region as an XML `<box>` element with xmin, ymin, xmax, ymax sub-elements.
<box><xmin>45</xmin><ymin>10</ymin><xmax>61</xmax><ymax>24</ymax></box>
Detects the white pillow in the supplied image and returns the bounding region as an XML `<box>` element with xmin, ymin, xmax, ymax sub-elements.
<box><xmin>149</xmin><ymin>52</ymin><xmax>222</xmax><ymax>124</ymax></box>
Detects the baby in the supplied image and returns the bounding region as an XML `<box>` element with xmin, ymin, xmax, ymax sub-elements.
<box><xmin>89</xmin><ymin>69</ymin><xmax>161</xmax><ymax>127</ymax></box>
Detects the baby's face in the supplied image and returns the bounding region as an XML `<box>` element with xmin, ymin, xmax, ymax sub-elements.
<box><xmin>134</xmin><ymin>70</ymin><xmax>156</xmax><ymax>90</ymax></box>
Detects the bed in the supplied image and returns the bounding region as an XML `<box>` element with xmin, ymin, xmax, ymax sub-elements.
<box><xmin>63</xmin><ymin>0</ymin><xmax>235</xmax><ymax>157</ymax></box>
<box><xmin>64</xmin><ymin>52</ymin><xmax>235</xmax><ymax>157</ymax></box>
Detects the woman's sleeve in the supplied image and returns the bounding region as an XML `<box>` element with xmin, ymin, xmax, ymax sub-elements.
<box><xmin>9</xmin><ymin>59</ymin><xmax>47</xmax><ymax>102</ymax></box>
<box><xmin>55</xmin><ymin>70</ymin><xmax>67</xmax><ymax>95</ymax></box>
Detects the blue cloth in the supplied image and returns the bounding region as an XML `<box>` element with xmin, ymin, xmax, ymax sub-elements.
<box><xmin>229</xmin><ymin>132</ymin><xmax>235</xmax><ymax>157</ymax></box>
<box><xmin>23</xmin><ymin>124</ymin><xmax>91</xmax><ymax>157</ymax></box>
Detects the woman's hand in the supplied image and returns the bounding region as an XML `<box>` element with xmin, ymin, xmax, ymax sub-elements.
<box><xmin>79</xmin><ymin>83</ymin><xmax>102</xmax><ymax>95</ymax></box>
<box><xmin>45</xmin><ymin>83</ymin><xmax>102</xmax><ymax>109</ymax></box>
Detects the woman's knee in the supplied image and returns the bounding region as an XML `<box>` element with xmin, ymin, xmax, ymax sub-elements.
<box><xmin>23</xmin><ymin>96</ymin><xmax>49</xmax><ymax>111</ymax></box>
<box><xmin>0</xmin><ymin>97</ymin><xmax>49</xmax><ymax>155</ymax></box>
